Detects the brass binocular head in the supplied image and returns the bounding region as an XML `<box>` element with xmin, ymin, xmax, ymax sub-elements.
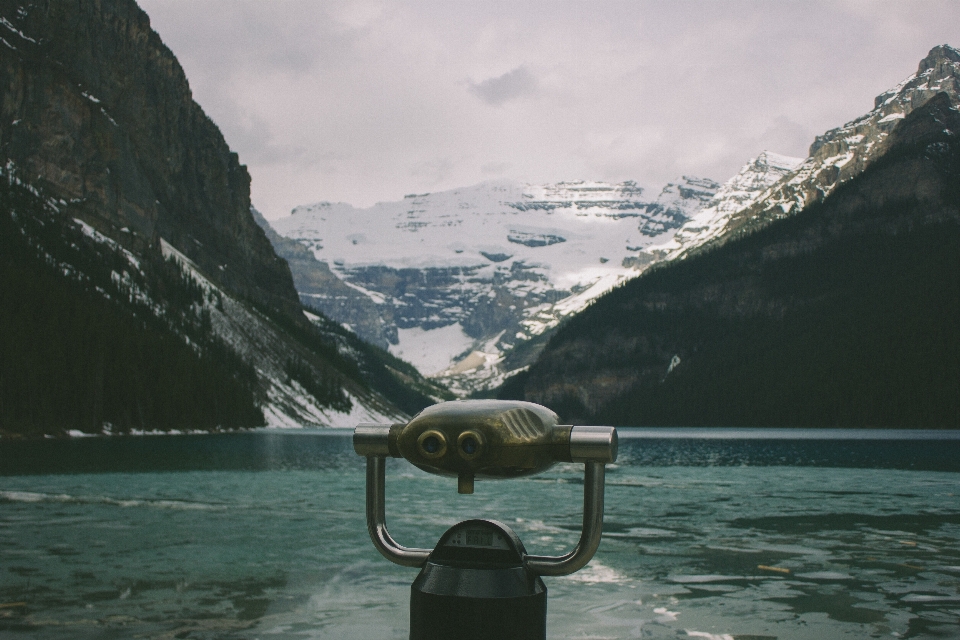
<box><xmin>355</xmin><ymin>400</ymin><xmax>617</xmax><ymax>494</ymax></box>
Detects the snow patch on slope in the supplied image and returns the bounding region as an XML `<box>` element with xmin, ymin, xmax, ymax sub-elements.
<box><xmin>389</xmin><ymin>323</ymin><xmax>475</xmax><ymax>376</ymax></box>
<box><xmin>651</xmin><ymin>152</ymin><xmax>804</xmax><ymax>259</ymax></box>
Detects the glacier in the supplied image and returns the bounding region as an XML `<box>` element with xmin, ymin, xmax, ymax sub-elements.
<box><xmin>269</xmin><ymin>178</ymin><xmax>718</xmax><ymax>393</ymax></box>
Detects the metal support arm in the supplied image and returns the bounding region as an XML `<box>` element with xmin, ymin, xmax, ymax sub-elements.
<box><xmin>365</xmin><ymin>455</ymin><xmax>432</xmax><ymax>567</ymax></box>
<box><xmin>523</xmin><ymin>461</ymin><xmax>606</xmax><ymax>576</ymax></box>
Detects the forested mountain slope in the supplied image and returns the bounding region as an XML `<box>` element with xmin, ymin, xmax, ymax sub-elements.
<box><xmin>499</xmin><ymin>93</ymin><xmax>960</xmax><ymax>428</ymax></box>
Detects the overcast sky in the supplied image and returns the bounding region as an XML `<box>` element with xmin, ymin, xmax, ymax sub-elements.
<box><xmin>138</xmin><ymin>1</ymin><xmax>960</xmax><ymax>220</ymax></box>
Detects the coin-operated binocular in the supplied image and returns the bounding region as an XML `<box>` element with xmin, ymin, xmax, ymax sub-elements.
<box><xmin>354</xmin><ymin>399</ymin><xmax>618</xmax><ymax>640</ymax></box>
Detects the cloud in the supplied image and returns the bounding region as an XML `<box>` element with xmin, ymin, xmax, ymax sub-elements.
<box><xmin>469</xmin><ymin>66</ymin><xmax>539</xmax><ymax>106</ymax></box>
<box><xmin>481</xmin><ymin>161</ymin><xmax>512</xmax><ymax>175</ymax></box>
<box><xmin>138</xmin><ymin>1</ymin><xmax>960</xmax><ymax>217</ymax></box>
<box><xmin>755</xmin><ymin>117</ymin><xmax>817</xmax><ymax>159</ymax></box>
<box><xmin>410</xmin><ymin>156</ymin><xmax>458</xmax><ymax>187</ymax></box>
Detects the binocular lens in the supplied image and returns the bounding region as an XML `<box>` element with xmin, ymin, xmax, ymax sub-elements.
<box><xmin>422</xmin><ymin>435</ymin><xmax>442</xmax><ymax>454</ymax></box>
<box><xmin>416</xmin><ymin>430</ymin><xmax>448</xmax><ymax>458</ymax></box>
<box><xmin>456</xmin><ymin>431</ymin><xmax>483</xmax><ymax>460</ymax></box>
<box><xmin>460</xmin><ymin>436</ymin><xmax>478</xmax><ymax>455</ymax></box>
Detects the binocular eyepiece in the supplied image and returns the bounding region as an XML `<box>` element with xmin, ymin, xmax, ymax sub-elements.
<box><xmin>355</xmin><ymin>399</ymin><xmax>618</xmax><ymax>494</ymax></box>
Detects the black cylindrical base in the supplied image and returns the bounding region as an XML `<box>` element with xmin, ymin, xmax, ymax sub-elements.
<box><xmin>410</xmin><ymin>562</ymin><xmax>546</xmax><ymax>640</ymax></box>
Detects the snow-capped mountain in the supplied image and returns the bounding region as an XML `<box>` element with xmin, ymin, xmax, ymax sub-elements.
<box><xmin>269</xmin><ymin>178</ymin><xmax>717</xmax><ymax>392</ymax></box>
<box><xmin>649</xmin><ymin>152</ymin><xmax>804</xmax><ymax>259</ymax></box>
<box><xmin>657</xmin><ymin>44</ymin><xmax>960</xmax><ymax>258</ymax></box>
<box><xmin>267</xmin><ymin>44</ymin><xmax>960</xmax><ymax>397</ymax></box>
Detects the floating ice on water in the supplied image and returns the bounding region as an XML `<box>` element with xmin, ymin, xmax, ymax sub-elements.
<box><xmin>794</xmin><ymin>571</ymin><xmax>854</xmax><ymax>580</ymax></box>
<box><xmin>684</xmin><ymin>631</ymin><xmax>734</xmax><ymax>640</ymax></box>
<box><xmin>565</xmin><ymin>561</ymin><xmax>629</xmax><ymax>584</ymax></box>
<box><xmin>900</xmin><ymin>594</ymin><xmax>960</xmax><ymax>603</ymax></box>
<box><xmin>669</xmin><ymin>575</ymin><xmax>754</xmax><ymax>584</ymax></box>
<box><xmin>653</xmin><ymin>606</ymin><xmax>679</xmax><ymax>621</ymax></box>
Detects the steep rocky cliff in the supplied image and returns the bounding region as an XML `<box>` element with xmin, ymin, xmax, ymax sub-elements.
<box><xmin>0</xmin><ymin>0</ymin><xmax>439</xmax><ymax>433</ymax></box>
<box><xmin>0</xmin><ymin>0</ymin><xmax>299</xmax><ymax>315</ymax></box>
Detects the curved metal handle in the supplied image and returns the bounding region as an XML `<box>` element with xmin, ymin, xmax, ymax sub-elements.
<box><xmin>365</xmin><ymin>455</ymin><xmax>431</xmax><ymax>567</ymax></box>
<box><xmin>523</xmin><ymin>460</ymin><xmax>606</xmax><ymax>576</ymax></box>
<box><xmin>522</xmin><ymin>426</ymin><xmax>616</xmax><ymax>576</ymax></box>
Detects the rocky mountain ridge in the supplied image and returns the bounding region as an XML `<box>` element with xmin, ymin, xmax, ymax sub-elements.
<box><xmin>664</xmin><ymin>44</ymin><xmax>960</xmax><ymax>257</ymax></box>
<box><xmin>649</xmin><ymin>151</ymin><xmax>804</xmax><ymax>259</ymax></box>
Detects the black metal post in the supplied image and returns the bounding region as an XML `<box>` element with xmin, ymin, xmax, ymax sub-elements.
<box><xmin>410</xmin><ymin>519</ymin><xmax>546</xmax><ymax>640</ymax></box>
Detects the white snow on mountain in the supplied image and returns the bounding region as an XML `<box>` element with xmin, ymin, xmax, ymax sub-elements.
<box><xmin>270</xmin><ymin>178</ymin><xmax>718</xmax><ymax>391</ymax></box>
<box><xmin>768</xmin><ymin>45</ymin><xmax>960</xmax><ymax>214</ymax></box>
<box><xmin>391</xmin><ymin>323</ymin><xmax>475</xmax><ymax>376</ymax></box>
<box><xmin>159</xmin><ymin>239</ymin><xmax>403</xmax><ymax>428</ymax></box>
<box><xmin>651</xmin><ymin>152</ymin><xmax>804</xmax><ymax>258</ymax></box>
<box><xmin>276</xmin><ymin>179</ymin><xmax>710</xmax><ymax>274</ymax></box>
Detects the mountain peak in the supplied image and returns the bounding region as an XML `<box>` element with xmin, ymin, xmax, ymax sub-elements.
<box><xmin>918</xmin><ymin>44</ymin><xmax>960</xmax><ymax>73</ymax></box>
<box><xmin>754</xmin><ymin>151</ymin><xmax>804</xmax><ymax>172</ymax></box>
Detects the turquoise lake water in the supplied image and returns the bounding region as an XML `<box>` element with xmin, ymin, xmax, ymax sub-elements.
<box><xmin>1</xmin><ymin>429</ymin><xmax>959</xmax><ymax>639</ymax></box>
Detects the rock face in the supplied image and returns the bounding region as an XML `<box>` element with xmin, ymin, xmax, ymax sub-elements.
<box><xmin>266</xmin><ymin>178</ymin><xmax>718</xmax><ymax>393</ymax></box>
<box><xmin>649</xmin><ymin>152</ymin><xmax>804</xmax><ymax>259</ymax></box>
<box><xmin>502</xmin><ymin>92</ymin><xmax>960</xmax><ymax>428</ymax></box>
<box><xmin>0</xmin><ymin>0</ymin><xmax>298</xmax><ymax>316</ymax></box>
